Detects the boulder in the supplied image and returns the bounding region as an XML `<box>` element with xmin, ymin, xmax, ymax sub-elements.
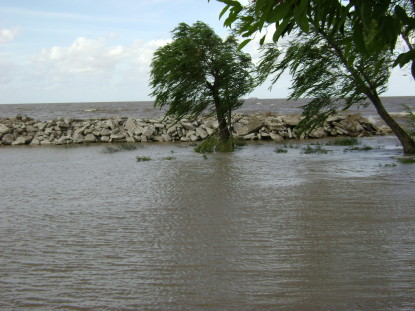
<box><xmin>2</xmin><ymin>134</ymin><xmax>14</xmax><ymax>144</ymax></box>
<box><xmin>270</xmin><ymin>133</ymin><xmax>284</xmax><ymax>141</ymax></box>
<box><xmin>0</xmin><ymin>124</ymin><xmax>11</xmax><ymax>134</ymax></box>
<box><xmin>11</xmin><ymin>136</ymin><xmax>27</xmax><ymax>145</ymax></box>
<box><xmin>84</xmin><ymin>134</ymin><xmax>97</xmax><ymax>143</ymax></box>
<box><xmin>282</xmin><ymin>115</ymin><xmax>301</xmax><ymax>126</ymax></box>
<box><xmin>196</xmin><ymin>127</ymin><xmax>208</xmax><ymax>139</ymax></box>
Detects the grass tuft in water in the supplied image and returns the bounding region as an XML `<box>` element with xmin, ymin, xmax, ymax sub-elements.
<box><xmin>195</xmin><ymin>135</ymin><xmax>245</xmax><ymax>153</ymax></box>
<box><xmin>344</xmin><ymin>145</ymin><xmax>373</xmax><ymax>152</ymax></box>
<box><xmin>162</xmin><ymin>156</ymin><xmax>176</xmax><ymax>160</ymax></box>
<box><xmin>275</xmin><ymin>147</ymin><xmax>288</xmax><ymax>153</ymax></box>
<box><xmin>397</xmin><ymin>157</ymin><xmax>415</xmax><ymax>164</ymax></box>
<box><xmin>302</xmin><ymin>145</ymin><xmax>331</xmax><ymax>154</ymax></box>
<box><xmin>102</xmin><ymin>143</ymin><xmax>142</xmax><ymax>154</ymax></box>
<box><xmin>136</xmin><ymin>156</ymin><xmax>152</xmax><ymax>162</ymax></box>
<box><xmin>327</xmin><ymin>137</ymin><xmax>359</xmax><ymax>146</ymax></box>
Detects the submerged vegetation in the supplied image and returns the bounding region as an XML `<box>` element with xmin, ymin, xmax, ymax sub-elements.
<box><xmin>302</xmin><ymin>145</ymin><xmax>331</xmax><ymax>154</ymax></box>
<box><xmin>136</xmin><ymin>156</ymin><xmax>152</xmax><ymax>162</ymax></box>
<box><xmin>102</xmin><ymin>143</ymin><xmax>142</xmax><ymax>154</ymax></box>
<box><xmin>194</xmin><ymin>135</ymin><xmax>246</xmax><ymax>153</ymax></box>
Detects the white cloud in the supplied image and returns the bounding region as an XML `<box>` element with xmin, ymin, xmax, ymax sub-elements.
<box><xmin>0</xmin><ymin>28</ymin><xmax>19</xmax><ymax>43</ymax></box>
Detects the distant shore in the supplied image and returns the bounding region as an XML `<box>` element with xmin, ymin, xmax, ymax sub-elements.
<box><xmin>0</xmin><ymin>113</ymin><xmax>391</xmax><ymax>146</ymax></box>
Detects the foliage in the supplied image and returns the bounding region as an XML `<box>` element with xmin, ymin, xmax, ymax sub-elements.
<box><xmin>397</xmin><ymin>157</ymin><xmax>415</xmax><ymax>164</ymax></box>
<box><xmin>326</xmin><ymin>137</ymin><xmax>359</xmax><ymax>146</ymax></box>
<box><xmin>194</xmin><ymin>134</ymin><xmax>245</xmax><ymax>153</ymax></box>
<box><xmin>275</xmin><ymin>147</ymin><xmax>288</xmax><ymax>153</ymax></box>
<box><xmin>101</xmin><ymin>143</ymin><xmax>142</xmax><ymax>154</ymax></box>
<box><xmin>343</xmin><ymin>146</ymin><xmax>373</xmax><ymax>152</ymax></box>
<box><xmin>136</xmin><ymin>156</ymin><xmax>152</xmax><ymax>162</ymax></box>
<box><xmin>149</xmin><ymin>21</ymin><xmax>255</xmax><ymax>141</ymax></box>
<box><xmin>302</xmin><ymin>145</ymin><xmax>331</xmax><ymax>154</ymax></box>
<box><xmin>403</xmin><ymin>104</ymin><xmax>415</xmax><ymax>137</ymax></box>
<box><xmin>213</xmin><ymin>0</ymin><xmax>415</xmax><ymax>79</ymax></box>
<box><xmin>257</xmin><ymin>21</ymin><xmax>392</xmax><ymax>135</ymax></box>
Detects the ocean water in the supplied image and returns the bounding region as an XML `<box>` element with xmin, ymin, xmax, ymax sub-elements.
<box><xmin>0</xmin><ymin>137</ymin><xmax>415</xmax><ymax>310</ymax></box>
<box><xmin>0</xmin><ymin>97</ymin><xmax>414</xmax><ymax>121</ymax></box>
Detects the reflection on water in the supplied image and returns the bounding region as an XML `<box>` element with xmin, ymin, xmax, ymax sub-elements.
<box><xmin>0</xmin><ymin>137</ymin><xmax>414</xmax><ymax>310</ymax></box>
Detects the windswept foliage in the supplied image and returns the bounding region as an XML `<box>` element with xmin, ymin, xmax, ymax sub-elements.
<box><xmin>150</xmin><ymin>21</ymin><xmax>255</xmax><ymax>142</ymax></box>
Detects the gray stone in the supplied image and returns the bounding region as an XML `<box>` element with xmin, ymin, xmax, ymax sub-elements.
<box><xmin>34</xmin><ymin>122</ymin><xmax>47</xmax><ymax>130</ymax></box>
<box><xmin>84</xmin><ymin>134</ymin><xmax>97</xmax><ymax>143</ymax></box>
<box><xmin>101</xmin><ymin>136</ymin><xmax>110</xmax><ymax>142</ymax></box>
<box><xmin>181</xmin><ymin>121</ymin><xmax>195</xmax><ymax>131</ymax></box>
<box><xmin>11</xmin><ymin>136</ymin><xmax>27</xmax><ymax>145</ymax></box>
<box><xmin>143</xmin><ymin>126</ymin><xmax>155</xmax><ymax>139</ymax></box>
<box><xmin>2</xmin><ymin>134</ymin><xmax>14</xmax><ymax>144</ymax></box>
<box><xmin>282</xmin><ymin>115</ymin><xmax>301</xmax><ymax>126</ymax></box>
<box><xmin>30</xmin><ymin>139</ymin><xmax>40</xmax><ymax>145</ymax></box>
<box><xmin>196</xmin><ymin>127</ymin><xmax>208</xmax><ymax>139</ymax></box>
<box><xmin>162</xmin><ymin>134</ymin><xmax>172</xmax><ymax>142</ymax></box>
<box><xmin>270</xmin><ymin>133</ymin><xmax>284</xmax><ymax>141</ymax></box>
<box><xmin>124</xmin><ymin>118</ymin><xmax>137</xmax><ymax>132</ymax></box>
<box><xmin>0</xmin><ymin>124</ymin><xmax>11</xmax><ymax>134</ymax></box>
<box><xmin>101</xmin><ymin>128</ymin><xmax>111</xmax><ymax>136</ymax></box>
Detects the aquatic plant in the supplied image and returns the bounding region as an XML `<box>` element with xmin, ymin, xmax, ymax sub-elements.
<box><xmin>302</xmin><ymin>145</ymin><xmax>331</xmax><ymax>154</ymax></box>
<box><xmin>344</xmin><ymin>146</ymin><xmax>373</xmax><ymax>152</ymax></box>
<box><xmin>275</xmin><ymin>147</ymin><xmax>288</xmax><ymax>153</ymax></box>
<box><xmin>403</xmin><ymin>105</ymin><xmax>415</xmax><ymax>137</ymax></box>
<box><xmin>102</xmin><ymin>143</ymin><xmax>142</xmax><ymax>154</ymax></box>
<box><xmin>397</xmin><ymin>157</ymin><xmax>415</xmax><ymax>164</ymax></box>
<box><xmin>162</xmin><ymin>156</ymin><xmax>176</xmax><ymax>160</ymax></box>
<box><xmin>327</xmin><ymin>137</ymin><xmax>359</xmax><ymax>146</ymax></box>
<box><xmin>136</xmin><ymin>156</ymin><xmax>152</xmax><ymax>162</ymax></box>
<box><xmin>195</xmin><ymin>135</ymin><xmax>245</xmax><ymax>153</ymax></box>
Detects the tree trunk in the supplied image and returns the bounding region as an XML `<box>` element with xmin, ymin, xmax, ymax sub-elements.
<box><xmin>215</xmin><ymin>107</ymin><xmax>231</xmax><ymax>141</ymax></box>
<box><xmin>369</xmin><ymin>94</ymin><xmax>415</xmax><ymax>154</ymax></box>
<box><xmin>211</xmin><ymin>87</ymin><xmax>231</xmax><ymax>141</ymax></box>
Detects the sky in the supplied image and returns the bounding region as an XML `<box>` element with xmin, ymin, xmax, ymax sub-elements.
<box><xmin>0</xmin><ymin>0</ymin><xmax>414</xmax><ymax>104</ymax></box>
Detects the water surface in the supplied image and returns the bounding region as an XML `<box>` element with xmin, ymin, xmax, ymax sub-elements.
<box><xmin>1</xmin><ymin>137</ymin><xmax>414</xmax><ymax>310</ymax></box>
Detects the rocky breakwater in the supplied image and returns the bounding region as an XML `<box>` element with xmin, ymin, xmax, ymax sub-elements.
<box><xmin>0</xmin><ymin>113</ymin><xmax>389</xmax><ymax>146</ymax></box>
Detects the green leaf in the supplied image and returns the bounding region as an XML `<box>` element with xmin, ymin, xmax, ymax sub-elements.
<box><xmin>238</xmin><ymin>38</ymin><xmax>251</xmax><ymax>51</ymax></box>
<box><xmin>293</xmin><ymin>0</ymin><xmax>309</xmax><ymax>33</ymax></box>
<box><xmin>273</xmin><ymin>18</ymin><xmax>290</xmax><ymax>42</ymax></box>
<box><xmin>219</xmin><ymin>5</ymin><xmax>231</xmax><ymax>20</ymax></box>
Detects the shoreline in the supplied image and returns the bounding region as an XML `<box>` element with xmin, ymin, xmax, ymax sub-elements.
<box><xmin>0</xmin><ymin>112</ymin><xmax>391</xmax><ymax>146</ymax></box>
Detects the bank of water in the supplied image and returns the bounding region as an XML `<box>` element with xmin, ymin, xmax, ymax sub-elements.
<box><xmin>1</xmin><ymin>137</ymin><xmax>414</xmax><ymax>310</ymax></box>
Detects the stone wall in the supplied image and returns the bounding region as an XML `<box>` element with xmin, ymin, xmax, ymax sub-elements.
<box><xmin>0</xmin><ymin>113</ymin><xmax>389</xmax><ymax>146</ymax></box>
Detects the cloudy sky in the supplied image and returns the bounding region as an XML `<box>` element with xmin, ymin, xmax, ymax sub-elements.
<box><xmin>0</xmin><ymin>0</ymin><xmax>414</xmax><ymax>104</ymax></box>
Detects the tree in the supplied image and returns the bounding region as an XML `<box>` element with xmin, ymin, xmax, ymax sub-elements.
<box><xmin>213</xmin><ymin>0</ymin><xmax>415</xmax><ymax>154</ymax></box>
<box><xmin>214</xmin><ymin>0</ymin><xmax>415</xmax><ymax>78</ymax></box>
<box><xmin>258</xmin><ymin>23</ymin><xmax>415</xmax><ymax>154</ymax></box>
<box><xmin>149</xmin><ymin>21</ymin><xmax>255</xmax><ymax>142</ymax></box>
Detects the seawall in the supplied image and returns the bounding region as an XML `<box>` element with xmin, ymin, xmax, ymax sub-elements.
<box><xmin>0</xmin><ymin>113</ymin><xmax>390</xmax><ymax>146</ymax></box>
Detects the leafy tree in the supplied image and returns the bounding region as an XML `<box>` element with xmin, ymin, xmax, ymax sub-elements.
<box><xmin>149</xmin><ymin>21</ymin><xmax>255</xmax><ymax>142</ymax></box>
<box><xmin>258</xmin><ymin>22</ymin><xmax>415</xmax><ymax>154</ymax></box>
<box><xmin>213</xmin><ymin>0</ymin><xmax>415</xmax><ymax>154</ymax></box>
<box><xmin>214</xmin><ymin>0</ymin><xmax>415</xmax><ymax>78</ymax></box>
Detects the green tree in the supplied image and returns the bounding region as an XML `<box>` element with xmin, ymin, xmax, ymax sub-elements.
<box><xmin>214</xmin><ymin>0</ymin><xmax>415</xmax><ymax>78</ymax></box>
<box><xmin>149</xmin><ymin>21</ymin><xmax>255</xmax><ymax>142</ymax></box>
<box><xmin>213</xmin><ymin>0</ymin><xmax>415</xmax><ymax>154</ymax></box>
<box><xmin>258</xmin><ymin>23</ymin><xmax>415</xmax><ymax>154</ymax></box>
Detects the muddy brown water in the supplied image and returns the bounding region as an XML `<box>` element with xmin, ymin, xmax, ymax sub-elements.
<box><xmin>1</xmin><ymin>137</ymin><xmax>414</xmax><ymax>310</ymax></box>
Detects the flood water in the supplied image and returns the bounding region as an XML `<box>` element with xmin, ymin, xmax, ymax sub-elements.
<box><xmin>1</xmin><ymin>137</ymin><xmax>414</xmax><ymax>310</ymax></box>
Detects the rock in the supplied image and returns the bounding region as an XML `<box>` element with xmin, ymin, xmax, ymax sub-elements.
<box><xmin>204</xmin><ymin>120</ymin><xmax>218</xmax><ymax>129</ymax></box>
<box><xmin>234</xmin><ymin>116</ymin><xmax>263</xmax><ymax>136</ymax></box>
<box><xmin>124</xmin><ymin>118</ymin><xmax>137</xmax><ymax>132</ymax></box>
<box><xmin>162</xmin><ymin>134</ymin><xmax>172</xmax><ymax>142</ymax></box>
<box><xmin>282</xmin><ymin>115</ymin><xmax>301</xmax><ymax>126</ymax></box>
<box><xmin>101</xmin><ymin>128</ymin><xmax>111</xmax><ymax>136</ymax></box>
<box><xmin>101</xmin><ymin>136</ymin><xmax>110</xmax><ymax>142</ymax></box>
<box><xmin>196</xmin><ymin>127</ymin><xmax>208</xmax><ymax>139</ymax></box>
<box><xmin>2</xmin><ymin>134</ymin><xmax>14</xmax><ymax>144</ymax></box>
<box><xmin>270</xmin><ymin>133</ymin><xmax>284</xmax><ymax>141</ymax></box>
<box><xmin>34</xmin><ymin>122</ymin><xmax>47</xmax><ymax>130</ymax></box>
<box><xmin>0</xmin><ymin>124</ymin><xmax>11</xmax><ymax>134</ymax></box>
<box><xmin>142</xmin><ymin>126</ymin><xmax>155</xmax><ymax>139</ymax></box>
<box><xmin>309</xmin><ymin>128</ymin><xmax>327</xmax><ymax>138</ymax></box>
<box><xmin>84</xmin><ymin>134</ymin><xmax>97</xmax><ymax>143</ymax></box>
<box><xmin>181</xmin><ymin>121</ymin><xmax>195</xmax><ymax>131</ymax></box>
<box><xmin>11</xmin><ymin>136</ymin><xmax>27</xmax><ymax>145</ymax></box>
<box><xmin>243</xmin><ymin>133</ymin><xmax>256</xmax><ymax>140</ymax></box>
<box><xmin>30</xmin><ymin>139</ymin><xmax>40</xmax><ymax>145</ymax></box>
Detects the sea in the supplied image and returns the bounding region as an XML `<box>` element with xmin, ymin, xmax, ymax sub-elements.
<box><xmin>0</xmin><ymin>97</ymin><xmax>414</xmax><ymax>123</ymax></box>
<box><xmin>1</xmin><ymin>97</ymin><xmax>415</xmax><ymax>310</ymax></box>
